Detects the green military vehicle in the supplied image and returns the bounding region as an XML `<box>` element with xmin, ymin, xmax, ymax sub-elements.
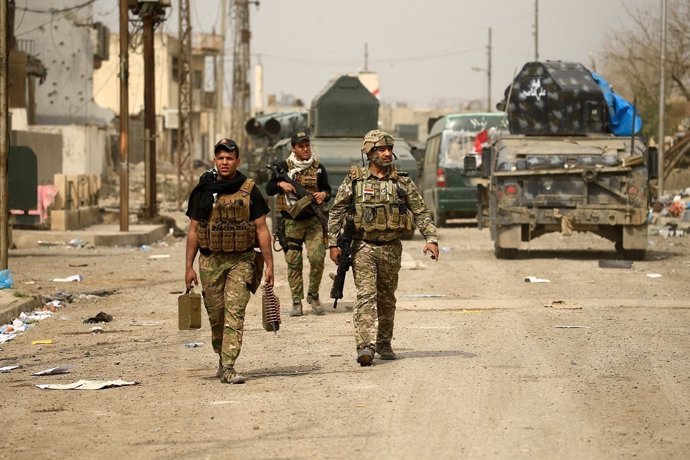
<box><xmin>246</xmin><ymin>74</ymin><xmax>419</xmax><ymax>208</ymax></box>
<box><xmin>478</xmin><ymin>61</ymin><xmax>656</xmax><ymax>260</ymax></box>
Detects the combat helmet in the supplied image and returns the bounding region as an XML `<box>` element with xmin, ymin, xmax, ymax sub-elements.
<box><xmin>361</xmin><ymin>129</ymin><xmax>394</xmax><ymax>155</ymax></box>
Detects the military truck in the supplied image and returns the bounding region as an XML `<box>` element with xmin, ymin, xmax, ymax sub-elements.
<box><xmin>477</xmin><ymin>61</ymin><xmax>656</xmax><ymax>260</ymax></box>
<box><xmin>246</xmin><ymin>75</ymin><xmax>418</xmax><ymax>211</ymax></box>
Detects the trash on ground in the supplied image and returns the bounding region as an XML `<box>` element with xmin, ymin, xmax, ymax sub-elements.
<box><xmin>31</xmin><ymin>339</ymin><xmax>54</xmax><ymax>345</ymax></box>
<box><xmin>90</xmin><ymin>326</ymin><xmax>105</xmax><ymax>333</ymax></box>
<box><xmin>140</xmin><ymin>245</ymin><xmax>152</xmax><ymax>251</ymax></box>
<box><xmin>0</xmin><ymin>269</ymin><xmax>14</xmax><ymax>289</ymax></box>
<box><xmin>148</xmin><ymin>254</ymin><xmax>171</xmax><ymax>260</ymax></box>
<box><xmin>0</xmin><ymin>365</ymin><xmax>21</xmax><ymax>373</ymax></box>
<box><xmin>555</xmin><ymin>325</ymin><xmax>591</xmax><ymax>329</ymax></box>
<box><xmin>440</xmin><ymin>246</ymin><xmax>452</xmax><ymax>253</ymax></box>
<box><xmin>525</xmin><ymin>276</ymin><xmax>550</xmax><ymax>283</ymax></box>
<box><xmin>646</xmin><ymin>273</ymin><xmax>662</xmax><ymax>278</ymax></box>
<box><xmin>68</xmin><ymin>238</ymin><xmax>87</xmax><ymax>248</ymax></box>
<box><xmin>32</xmin><ymin>366</ymin><xmax>72</xmax><ymax>376</ymax></box>
<box><xmin>403</xmin><ymin>294</ymin><xmax>446</xmax><ymax>298</ymax></box>
<box><xmin>51</xmin><ymin>275</ymin><xmax>84</xmax><ymax>283</ymax></box>
<box><xmin>83</xmin><ymin>312</ymin><xmax>113</xmax><ymax>324</ymax></box>
<box><xmin>37</xmin><ymin>241</ymin><xmax>64</xmax><ymax>247</ymax></box>
<box><xmin>81</xmin><ymin>289</ymin><xmax>117</xmax><ymax>298</ymax></box>
<box><xmin>68</xmin><ymin>264</ymin><xmax>88</xmax><ymax>268</ymax></box>
<box><xmin>185</xmin><ymin>342</ymin><xmax>204</xmax><ymax>348</ymax></box>
<box><xmin>23</xmin><ymin>281</ymin><xmax>36</xmax><ymax>285</ymax></box>
<box><xmin>36</xmin><ymin>379</ymin><xmax>139</xmax><ymax>390</ymax></box>
<box><xmin>598</xmin><ymin>259</ymin><xmax>633</xmax><ymax>269</ymax></box>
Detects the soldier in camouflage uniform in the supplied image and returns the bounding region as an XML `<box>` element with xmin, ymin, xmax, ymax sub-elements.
<box><xmin>328</xmin><ymin>130</ymin><xmax>439</xmax><ymax>366</ymax></box>
<box><xmin>185</xmin><ymin>138</ymin><xmax>274</xmax><ymax>384</ymax></box>
<box><xmin>266</xmin><ymin>131</ymin><xmax>332</xmax><ymax>317</ymax></box>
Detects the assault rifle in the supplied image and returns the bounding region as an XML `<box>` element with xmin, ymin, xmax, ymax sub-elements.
<box><xmin>330</xmin><ymin>215</ymin><xmax>355</xmax><ymax>309</ymax></box>
<box><xmin>266</xmin><ymin>161</ymin><xmax>328</xmax><ymax>233</ymax></box>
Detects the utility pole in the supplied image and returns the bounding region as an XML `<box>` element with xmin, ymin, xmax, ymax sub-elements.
<box><xmin>177</xmin><ymin>0</ymin><xmax>193</xmax><ymax>210</ymax></box>
<box><xmin>215</xmin><ymin>0</ymin><xmax>228</xmax><ymax>140</ymax></box>
<box><xmin>231</xmin><ymin>0</ymin><xmax>259</xmax><ymax>154</ymax></box>
<box><xmin>471</xmin><ymin>28</ymin><xmax>492</xmax><ymax>112</ymax></box>
<box><xmin>0</xmin><ymin>0</ymin><xmax>8</xmax><ymax>269</ymax></box>
<box><xmin>657</xmin><ymin>0</ymin><xmax>667</xmax><ymax>198</ymax></box>
<box><xmin>119</xmin><ymin>0</ymin><xmax>129</xmax><ymax>232</ymax></box>
<box><xmin>534</xmin><ymin>0</ymin><xmax>539</xmax><ymax>61</ymax></box>
<box><xmin>130</xmin><ymin>2</ymin><xmax>168</xmax><ymax>219</ymax></box>
<box><xmin>487</xmin><ymin>27</ymin><xmax>492</xmax><ymax>112</ymax></box>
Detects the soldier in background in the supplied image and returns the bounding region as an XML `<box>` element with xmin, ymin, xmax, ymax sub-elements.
<box><xmin>185</xmin><ymin>138</ymin><xmax>274</xmax><ymax>384</ymax></box>
<box><xmin>327</xmin><ymin>130</ymin><xmax>439</xmax><ymax>366</ymax></box>
<box><xmin>266</xmin><ymin>131</ymin><xmax>332</xmax><ymax>316</ymax></box>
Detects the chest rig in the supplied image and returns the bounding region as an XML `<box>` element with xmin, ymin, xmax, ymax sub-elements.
<box><xmin>197</xmin><ymin>178</ymin><xmax>256</xmax><ymax>253</ymax></box>
<box><xmin>349</xmin><ymin>166</ymin><xmax>413</xmax><ymax>236</ymax></box>
<box><xmin>276</xmin><ymin>160</ymin><xmax>320</xmax><ymax>213</ymax></box>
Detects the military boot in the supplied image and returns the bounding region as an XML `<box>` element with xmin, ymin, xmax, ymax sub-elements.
<box><xmin>220</xmin><ymin>366</ymin><xmax>246</xmax><ymax>384</ymax></box>
<box><xmin>356</xmin><ymin>346</ymin><xmax>375</xmax><ymax>366</ymax></box>
<box><xmin>376</xmin><ymin>342</ymin><xmax>397</xmax><ymax>360</ymax></box>
<box><xmin>289</xmin><ymin>300</ymin><xmax>303</xmax><ymax>317</ymax></box>
<box><xmin>307</xmin><ymin>295</ymin><xmax>325</xmax><ymax>315</ymax></box>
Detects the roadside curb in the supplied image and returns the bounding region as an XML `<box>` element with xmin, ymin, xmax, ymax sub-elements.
<box><xmin>0</xmin><ymin>293</ymin><xmax>43</xmax><ymax>326</ymax></box>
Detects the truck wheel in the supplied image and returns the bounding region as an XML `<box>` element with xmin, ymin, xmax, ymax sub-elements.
<box><xmin>494</xmin><ymin>245</ymin><xmax>518</xmax><ymax>259</ymax></box>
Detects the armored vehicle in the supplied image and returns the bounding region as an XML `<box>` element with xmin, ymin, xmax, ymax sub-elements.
<box><xmin>478</xmin><ymin>61</ymin><xmax>656</xmax><ymax>260</ymax></box>
<box><xmin>246</xmin><ymin>75</ymin><xmax>418</xmax><ymax>196</ymax></box>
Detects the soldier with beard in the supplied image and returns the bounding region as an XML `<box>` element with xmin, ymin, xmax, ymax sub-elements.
<box><xmin>327</xmin><ymin>130</ymin><xmax>439</xmax><ymax>366</ymax></box>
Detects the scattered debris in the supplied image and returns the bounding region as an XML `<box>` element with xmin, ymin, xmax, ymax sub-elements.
<box><xmin>90</xmin><ymin>326</ymin><xmax>105</xmax><ymax>333</ymax></box>
<box><xmin>0</xmin><ymin>269</ymin><xmax>14</xmax><ymax>289</ymax></box>
<box><xmin>51</xmin><ymin>275</ymin><xmax>84</xmax><ymax>283</ymax></box>
<box><xmin>598</xmin><ymin>259</ymin><xmax>633</xmax><ymax>269</ymax></box>
<box><xmin>83</xmin><ymin>312</ymin><xmax>113</xmax><ymax>324</ymax></box>
<box><xmin>0</xmin><ymin>365</ymin><xmax>21</xmax><ymax>373</ymax></box>
<box><xmin>36</xmin><ymin>379</ymin><xmax>139</xmax><ymax>390</ymax></box>
<box><xmin>32</xmin><ymin>366</ymin><xmax>72</xmax><ymax>376</ymax></box>
<box><xmin>555</xmin><ymin>325</ymin><xmax>591</xmax><ymax>329</ymax></box>
<box><xmin>67</xmin><ymin>238</ymin><xmax>87</xmax><ymax>248</ymax></box>
<box><xmin>646</xmin><ymin>273</ymin><xmax>662</xmax><ymax>279</ymax></box>
<box><xmin>37</xmin><ymin>241</ymin><xmax>63</xmax><ymax>247</ymax></box>
<box><xmin>525</xmin><ymin>276</ymin><xmax>550</xmax><ymax>283</ymax></box>
<box><xmin>185</xmin><ymin>342</ymin><xmax>204</xmax><ymax>348</ymax></box>
<box><xmin>148</xmin><ymin>254</ymin><xmax>171</xmax><ymax>260</ymax></box>
<box><xmin>31</xmin><ymin>339</ymin><xmax>54</xmax><ymax>345</ymax></box>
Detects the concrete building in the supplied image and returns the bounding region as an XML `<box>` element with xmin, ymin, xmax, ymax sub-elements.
<box><xmin>94</xmin><ymin>31</ymin><xmax>223</xmax><ymax>166</ymax></box>
<box><xmin>10</xmin><ymin>0</ymin><xmax>114</xmax><ymax>177</ymax></box>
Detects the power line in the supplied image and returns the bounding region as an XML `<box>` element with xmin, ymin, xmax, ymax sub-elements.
<box><xmin>15</xmin><ymin>0</ymin><xmax>97</xmax><ymax>15</ymax></box>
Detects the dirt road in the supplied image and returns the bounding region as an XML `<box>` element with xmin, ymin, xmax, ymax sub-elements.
<box><xmin>1</xmin><ymin>216</ymin><xmax>689</xmax><ymax>459</ymax></box>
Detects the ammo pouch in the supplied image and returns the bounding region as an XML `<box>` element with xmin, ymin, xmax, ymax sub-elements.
<box><xmin>197</xmin><ymin>221</ymin><xmax>210</xmax><ymax>248</ymax></box>
<box><xmin>288</xmin><ymin>195</ymin><xmax>313</xmax><ymax>219</ymax></box>
<box><xmin>209</xmin><ymin>221</ymin><xmax>223</xmax><ymax>252</ymax></box>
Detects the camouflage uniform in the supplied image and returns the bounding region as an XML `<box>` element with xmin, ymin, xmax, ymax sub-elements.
<box><xmin>284</xmin><ymin>216</ymin><xmax>326</xmax><ymax>304</ymax></box>
<box><xmin>328</xmin><ymin>148</ymin><xmax>438</xmax><ymax>359</ymax></box>
<box><xmin>266</xmin><ymin>150</ymin><xmax>331</xmax><ymax>314</ymax></box>
<box><xmin>198</xmin><ymin>250</ymin><xmax>255</xmax><ymax>367</ymax></box>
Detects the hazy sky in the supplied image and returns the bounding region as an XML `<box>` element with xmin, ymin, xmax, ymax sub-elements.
<box><xmin>94</xmin><ymin>0</ymin><xmax>651</xmax><ymax>109</ymax></box>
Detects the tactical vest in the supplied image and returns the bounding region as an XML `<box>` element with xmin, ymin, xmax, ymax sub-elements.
<box><xmin>197</xmin><ymin>178</ymin><xmax>257</xmax><ymax>253</ymax></box>
<box><xmin>276</xmin><ymin>160</ymin><xmax>320</xmax><ymax>213</ymax></box>
<box><xmin>349</xmin><ymin>166</ymin><xmax>413</xmax><ymax>235</ymax></box>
